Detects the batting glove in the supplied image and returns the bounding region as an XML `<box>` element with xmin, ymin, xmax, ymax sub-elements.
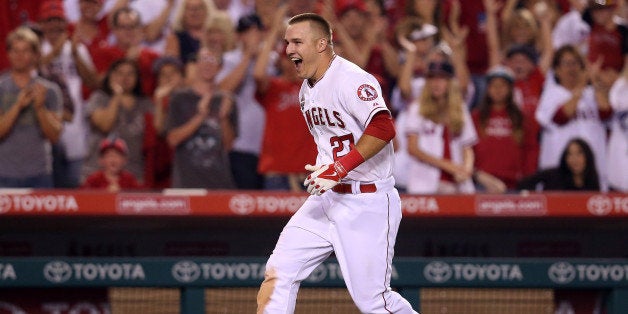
<box><xmin>303</xmin><ymin>161</ymin><xmax>347</xmax><ymax>196</ymax></box>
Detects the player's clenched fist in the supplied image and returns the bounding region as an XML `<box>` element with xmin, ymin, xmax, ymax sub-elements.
<box><xmin>303</xmin><ymin>162</ymin><xmax>347</xmax><ymax>195</ymax></box>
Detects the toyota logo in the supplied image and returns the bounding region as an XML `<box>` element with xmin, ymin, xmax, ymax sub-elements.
<box><xmin>229</xmin><ymin>195</ymin><xmax>256</xmax><ymax>215</ymax></box>
<box><xmin>172</xmin><ymin>261</ymin><xmax>201</xmax><ymax>283</ymax></box>
<box><xmin>587</xmin><ymin>196</ymin><xmax>612</xmax><ymax>216</ymax></box>
<box><xmin>548</xmin><ymin>262</ymin><xmax>576</xmax><ymax>284</ymax></box>
<box><xmin>423</xmin><ymin>261</ymin><xmax>452</xmax><ymax>283</ymax></box>
<box><xmin>0</xmin><ymin>195</ymin><xmax>11</xmax><ymax>214</ymax></box>
<box><xmin>43</xmin><ymin>261</ymin><xmax>72</xmax><ymax>283</ymax></box>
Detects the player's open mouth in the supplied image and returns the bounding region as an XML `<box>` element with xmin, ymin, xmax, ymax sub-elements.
<box><xmin>291</xmin><ymin>57</ymin><xmax>303</xmax><ymax>71</ymax></box>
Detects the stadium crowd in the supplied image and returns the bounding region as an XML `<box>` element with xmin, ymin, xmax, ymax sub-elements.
<box><xmin>0</xmin><ymin>0</ymin><xmax>626</xmax><ymax>194</ymax></box>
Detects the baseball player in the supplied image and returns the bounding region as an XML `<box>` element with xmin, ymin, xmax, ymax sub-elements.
<box><xmin>256</xmin><ymin>13</ymin><xmax>418</xmax><ymax>314</ymax></box>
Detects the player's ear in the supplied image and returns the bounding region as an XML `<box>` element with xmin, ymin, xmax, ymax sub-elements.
<box><xmin>317</xmin><ymin>38</ymin><xmax>327</xmax><ymax>53</ymax></box>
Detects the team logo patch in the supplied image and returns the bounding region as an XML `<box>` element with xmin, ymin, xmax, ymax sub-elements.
<box><xmin>299</xmin><ymin>95</ymin><xmax>305</xmax><ymax>111</ymax></box>
<box><xmin>357</xmin><ymin>84</ymin><xmax>378</xmax><ymax>101</ymax></box>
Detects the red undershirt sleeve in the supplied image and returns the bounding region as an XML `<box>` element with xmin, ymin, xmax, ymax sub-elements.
<box><xmin>363</xmin><ymin>111</ymin><xmax>396</xmax><ymax>142</ymax></box>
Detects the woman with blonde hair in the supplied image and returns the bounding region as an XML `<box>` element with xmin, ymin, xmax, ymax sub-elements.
<box><xmin>164</xmin><ymin>0</ymin><xmax>217</xmax><ymax>64</ymax></box>
<box><xmin>404</xmin><ymin>60</ymin><xmax>478</xmax><ymax>194</ymax></box>
<box><xmin>203</xmin><ymin>10</ymin><xmax>235</xmax><ymax>55</ymax></box>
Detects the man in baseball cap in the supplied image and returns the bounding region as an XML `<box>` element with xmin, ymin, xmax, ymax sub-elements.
<box><xmin>38</xmin><ymin>0</ymin><xmax>69</xmax><ymax>54</ymax></box>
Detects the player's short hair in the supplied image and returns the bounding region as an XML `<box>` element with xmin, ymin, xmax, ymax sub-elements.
<box><xmin>288</xmin><ymin>13</ymin><xmax>333</xmax><ymax>43</ymax></box>
<box><xmin>6</xmin><ymin>27</ymin><xmax>40</xmax><ymax>55</ymax></box>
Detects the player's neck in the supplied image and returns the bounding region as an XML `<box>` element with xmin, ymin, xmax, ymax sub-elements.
<box><xmin>308</xmin><ymin>53</ymin><xmax>336</xmax><ymax>87</ymax></box>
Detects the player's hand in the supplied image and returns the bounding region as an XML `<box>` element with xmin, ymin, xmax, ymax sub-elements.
<box><xmin>303</xmin><ymin>162</ymin><xmax>345</xmax><ymax>196</ymax></box>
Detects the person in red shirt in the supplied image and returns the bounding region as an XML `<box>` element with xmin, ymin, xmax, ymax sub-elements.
<box><xmin>82</xmin><ymin>136</ymin><xmax>141</xmax><ymax>191</ymax></box>
<box><xmin>583</xmin><ymin>0</ymin><xmax>627</xmax><ymax>73</ymax></box>
<box><xmin>443</xmin><ymin>0</ymin><xmax>491</xmax><ymax>109</ymax></box>
<box><xmin>253</xmin><ymin>7</ymin><xmax>317</xmax><ymax>192</ymax></box>
<box><xmin>505</xmin><ymin>45</ymin><xmax>546</xmax><ymax>175</ymax></box>
<box><xmin>472</xmin><ymin>66</ymin><xmax>536</xmax><ymax>191</ymax></box>
<box><xmin>91</xmin><ymin>7</ymin><xmax>159</xmax><ymax>96</ymax></box>
<box><xmin>68</xmin><ymin>0</ymin><xmax>114</xmax><ymax>55</ymax></box>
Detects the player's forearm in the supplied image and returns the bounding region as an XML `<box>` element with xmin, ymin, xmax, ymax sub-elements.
<box><xmin>354</xmin><ymin>112</ymin><xmax>396</xmax><ymax>159</ymax></box>
<box><xmin>354</xmin><ymin>134</ymin><xmax>388</xmax><ymax>161</ymax></box>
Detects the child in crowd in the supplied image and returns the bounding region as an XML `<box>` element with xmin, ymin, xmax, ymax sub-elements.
<box><xmin>472</xmin><ymin>66</ymin><xmax>536</xmax><ymax>192</ymax></box>
<box><xmin>82</xmin><ymin>136</ymin><xmax>141</xmax><ymax>191</ymax></box>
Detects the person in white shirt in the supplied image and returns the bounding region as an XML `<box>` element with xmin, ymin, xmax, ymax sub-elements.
<box><xmin>216</xmin><ymin>13</ymin><xmax>273</xmax><ymax>189</ymax></box>
<box><xmin>536</xmin><ymin>45</ymin><xmax>613</xmax><ymax>191</ymax></box>
<box><xmin>39</xmin><ymin>0</ymin><xmax>98</xmax><ymax>187</ymax></box>
<box><xmin>404</xmin><ymin>61</ymin><xmax>478</xmax><ymax>194</ymax></box>
<box><xmin>608</xmin><ymin>61</ymin><xmax>628</xmax><ymax>191</ymax></box>
<box><xmin>551</xmin><ymin>0</ymin><xmax>590</xmax><ymax>54</ymax></box>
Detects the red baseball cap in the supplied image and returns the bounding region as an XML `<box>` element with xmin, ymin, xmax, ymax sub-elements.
<box><xmin>99</xmin><ymin>137</ymin><xmax>128</xmax><ymax>155</ymax></box>
<box><xmin>39</xmin><ymin>0</ymin><xmax>66</xmax><ymax>21</ymax></box>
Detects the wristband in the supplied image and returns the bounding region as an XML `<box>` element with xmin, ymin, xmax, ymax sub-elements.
<box><xmin>335</xmin><ymin>149</ymin><xmax>365</xmax><ymax>178</ymax></box>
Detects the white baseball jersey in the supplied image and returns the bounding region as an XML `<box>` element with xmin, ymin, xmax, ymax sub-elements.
<box><xmin>608</xmin><ymin>76</ymin><xmax>628</xmax><ymax>191</ymax></box>
<box><xmin>299</xmin><ymin>55</ymin><xmax>393</xmax><ymax>182</ymax></box>
<box><xmin>42</xmin><ymin>40</ymin><xmax>94</xmax><ymax>160</ymax></box>
<box><xmin>404</xmin><ymin>102</ymin><xmax>478</xmax><ymax>194</ymax></box>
